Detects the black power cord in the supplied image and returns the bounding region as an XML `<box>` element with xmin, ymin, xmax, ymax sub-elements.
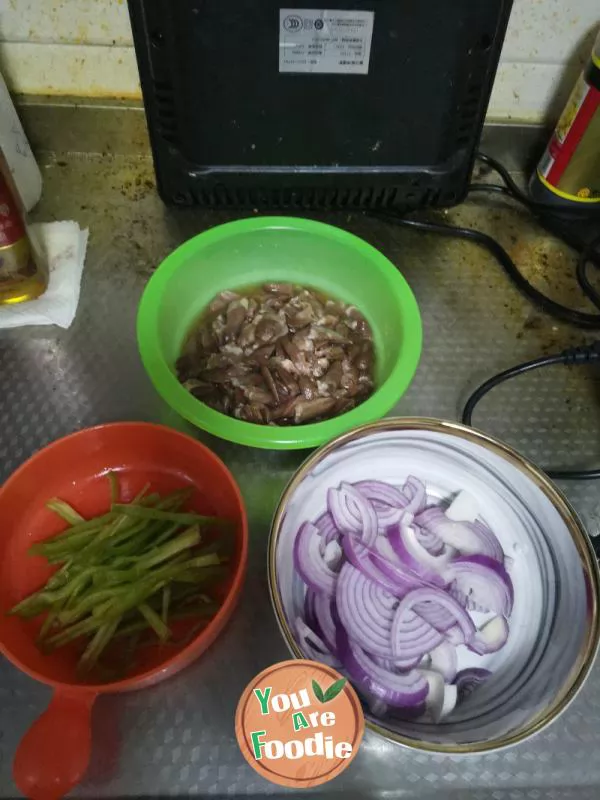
<box><xmin>372</xmin><ymin>152</ymin><xmax>600</xmax><ymax>329</ymax></box>
<box><xmin>474</xmin><ymin>152</ymin><xmax>600</xmax><ymax>222</ymax></box>
<box><xmin>369</xmin><ymin>152</ymin><xmax>600</xmax><ymax>479</ymax></box>
<box><xmin>462</xmin><ymin>342</ymin><xmax>600</xmax><ymax>480</ymax></box>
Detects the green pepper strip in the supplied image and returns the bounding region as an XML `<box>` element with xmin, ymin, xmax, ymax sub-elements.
<box><xmin>112</xmin><ymin>505</ymin><xmax>229</xmax><ymax>527</ymax></box>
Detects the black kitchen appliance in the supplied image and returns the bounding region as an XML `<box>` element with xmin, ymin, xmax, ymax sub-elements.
<box><xmin>128</xmin><ymin>0</ymin><xmax>513</xmax><ymax>210</ymax></box>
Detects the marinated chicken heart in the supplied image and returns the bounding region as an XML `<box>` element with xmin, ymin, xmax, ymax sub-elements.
<box><xmin>176</xmin><ymin>284</ymin><xmax>375</xmax><ymax>425</ymax></box>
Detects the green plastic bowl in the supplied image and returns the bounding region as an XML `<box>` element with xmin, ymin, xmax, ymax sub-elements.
<box><xmin>137</xmin><ymin>217</ymin><xmax>421</xmax><ymax>449</ymax></box>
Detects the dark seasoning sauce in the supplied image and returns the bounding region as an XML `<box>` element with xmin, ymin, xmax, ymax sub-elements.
<box><xmin>176</xmin><ymin>283</ymin><xmax>375</xmax><ymax>425</ymax></box>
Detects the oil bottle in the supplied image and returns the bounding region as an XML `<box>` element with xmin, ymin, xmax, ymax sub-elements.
<box><xmin>0</xmin><ymin>150</ymin><xmax>47</xmax><ymax>304</ymax></box>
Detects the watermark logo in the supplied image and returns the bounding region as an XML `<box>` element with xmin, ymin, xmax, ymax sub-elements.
<box><xmin>235</xmin><ymin>660</ymin><xmax>364</xmax><ymax>788</ymax></box>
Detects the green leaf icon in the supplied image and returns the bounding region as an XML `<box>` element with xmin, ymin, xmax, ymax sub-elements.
<box><xmin>312</xmin><ymin>679</ymin><xmax>325</xmax><ymax>703</ymax></box>
<box><xmin>323</xmin><ymin>677</ymin><xmax>347</xmax><ymax>702</ymax></box>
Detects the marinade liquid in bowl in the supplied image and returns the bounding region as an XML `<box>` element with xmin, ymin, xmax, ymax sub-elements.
<box><xmin>176</xmin><ymin>283</ymin><xmax>375</xmax><ymax>426</ymax></box>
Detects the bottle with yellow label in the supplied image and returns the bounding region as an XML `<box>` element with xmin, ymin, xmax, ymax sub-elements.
<box><xmin>0</xmin><ymin>150</ymin><xmax>47</xmax><ymax>304</ymax></box>
<box><xmin>530</xmin><ymin>31</ymin><xmax>600</xmax><ymax>206</ymax></box>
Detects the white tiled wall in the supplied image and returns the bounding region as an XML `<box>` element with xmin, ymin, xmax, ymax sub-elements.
<box><xmin>0</xmin><ymin>0</ymin><xmax>598</xmax><ymax>122</ymax></box>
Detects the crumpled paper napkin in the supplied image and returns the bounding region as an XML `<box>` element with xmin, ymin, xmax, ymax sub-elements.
<box><xmin>0</xmin><ymin>221</ymin><xmax>89</xmax><ymax>329</ymax></box>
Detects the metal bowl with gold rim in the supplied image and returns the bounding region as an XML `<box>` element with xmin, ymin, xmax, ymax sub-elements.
<box><xmin>267</xmin><ymin>418</ymin><xmax>600</xmax><ymax>753</ymax></box>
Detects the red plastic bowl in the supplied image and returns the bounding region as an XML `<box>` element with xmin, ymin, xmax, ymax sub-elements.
<box><xmin>0</xmin><ymin>422</ymin><xmax>248</xmax><ymax>800</ymax></box>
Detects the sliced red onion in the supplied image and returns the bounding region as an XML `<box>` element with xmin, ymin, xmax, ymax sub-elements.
<box><xmin>354</xmin><ymin>480</ymin><xmax>407</xmax><ymax>509</ymax></box>
<box><xmin>343</xmin><ymin>534</ymin><xmax>426</xmax><ymax>596</ymax></box>
<box><xmin>336</xmin><ymin>564</ymin><xmax>398</xmax><ymax>657</ymax></box>
<box><xmin>444</xmin><ymin>624</ymin><xmax>467</xmax><ymax>646</ymax></box>
<box><xmin>313</xmin><ymin>592</ymin><xmax>338</xmax><ymax>654</ymax></box>
<box><xmin>353</xmin><ymin>480</ymin><xmax>408</xmax><ymax>528</ymax></box>
<box><xmin>374</xmin><ymin>653</ymin><xmax>423</xmax><ymax>672</ymax></box>
<box><xmin>387</xmin><ymin>521</ymin><xmax>450</xmax><ymax>586</ymax></box>
<box><xmin>416</xmin><ymin>507</ymin><xmax>504</xmax><ymax>562</ymax></box>
<box><xmin>304</xmin><ymin>588</ymin><xmax>318</xmax><ymax>632</ymax></box>
<box><xmin>296</xmin><ymin>618</ymin><xmax>340</xmax><ymax>667</ymax></box>
<box><xmin>402</xmin><ymin>476</ymin><xmax>427</xmax><ymax>514</ymax></box>
<box><xmin>471</xmin><ymin>521</ymin><xmax>505</xmax><ymax>563</ymax></box>
<box><xmin>391</xmin><ymin>609</ymin><xmax>445</xmax><ymax>659</ymax></box>
<box><xmin>454</xmin><ymin>668</ymin><xmax>492</xmax><ymax>703</ymax></box>
<box><xmin>429</xmin><ymin>641</ymin><xmax>458</xmax><ymax>682</ymax></box>
<box><xmin>448</xmin><ymin>580</ymin><xmax>467</xmax><ymax>607</ymax></box>
<box><xmin>445</xmin><ymin>555</ymin><xmax>514</xmax><ymax>616</ymax></box>
<box><xmin>371</xmin><ymin>536</ymin><xmax>435</xmax><ymax>593</ymax></box>
<box><xmin>419</xmin><ymin>669</ymin><xmax>457</xmax><ymax>721</ymax></box>
<box><xmin>293</xmin><ymin>521</ymin><xmax>338</xmax><ymax>596</ymax></box>
<box><xmin>469</xmin><ymin>615</ymin><xmax>509</xmax><ymax>655</ymax></box>
<box><xmin>413</xmin><ymin>599</ymin><xmax>458</xmax><ymax>632</ymax></box>
<box><xmin>415</xmin><ymin>526</ymin><xmax>445</xmax><ymax>556</ymax></box>
<box><xmin>420</xmin><ymin>668</ymin><xmax>444</xmax><ymax>719</ymax></box>
<box><xmin>439</xmin><ymin>683</ymin><xmax>458</xmax><ymax>719</ymax></box>
<box><xmin>392</xmin><ymin>587</ymin><xmax>476</xmax><ymax>657</ymax></box>
<box><xmin>343</xmin><ymin>535</ymin><xmax>403</xmax><ymax>594</ymax></box>
<box><xmin>374</xmin><ymin>504</ymin><xmax>406</xmax><ymax>528</ymax></box>
<box><xmin>417</xmin><ymin>507</ymin><xmax>474</xmax><ymax>548</ymax></box>
<box><xmin>323</xmin><ymin>538</ymin><xmax>343</xmax><ymax>570</ymax></box>
<box><xmin>315</xmin><ymin>511</ymin><xmax>339</xmax><ymax>545</ymax></box>
<box><xmin>336</xmin><ymin>626</ymin><xmax>429</xmax><ymax>708</ymax></box>
<box><xmin>295</xmin><ymin>617</ymin><xmax>329</xmax><ymax>655</ymax></box>
<box><xmin>374</xmin><ymin>534</ymin><xmax>402</xmax><ymax>564</ymax></box>
<box><xmin>328</xmin><ymin>482</ymin><xmax>378</xmax><ymax>546</ymax></box>
<box><xmin>292</xmin><ymin>476</ymin><xmax>512</xmax><ymax>723</ymax></box>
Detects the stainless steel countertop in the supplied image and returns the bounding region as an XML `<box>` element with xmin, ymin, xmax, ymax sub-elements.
<box><xmin>1</xmin><ymin>152</ymin><xmax>600</xmax><ymax>799</ymax></box>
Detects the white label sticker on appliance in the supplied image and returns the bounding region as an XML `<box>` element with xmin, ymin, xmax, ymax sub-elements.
<box><xmin>279</xmin><ymin>9</ymin><xmax>374</xmax><ymax>75</ymax></box>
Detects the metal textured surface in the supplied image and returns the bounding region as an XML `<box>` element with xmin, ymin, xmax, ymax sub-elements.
<box><xmin>1</xmin><ymin>151</ymin><xmax>600</xmax><ymax>798</ymax></box>
<box><xmin>15</xmin><ymin>96</ymin><xmax>546</xmax><ymax>168</ymax></box>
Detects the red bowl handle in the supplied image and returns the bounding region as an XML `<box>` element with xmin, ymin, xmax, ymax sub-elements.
<box><xmin>13</xmin><ymin>689</ymin><xmax>97</xmax><ymax>800</ymax></box>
